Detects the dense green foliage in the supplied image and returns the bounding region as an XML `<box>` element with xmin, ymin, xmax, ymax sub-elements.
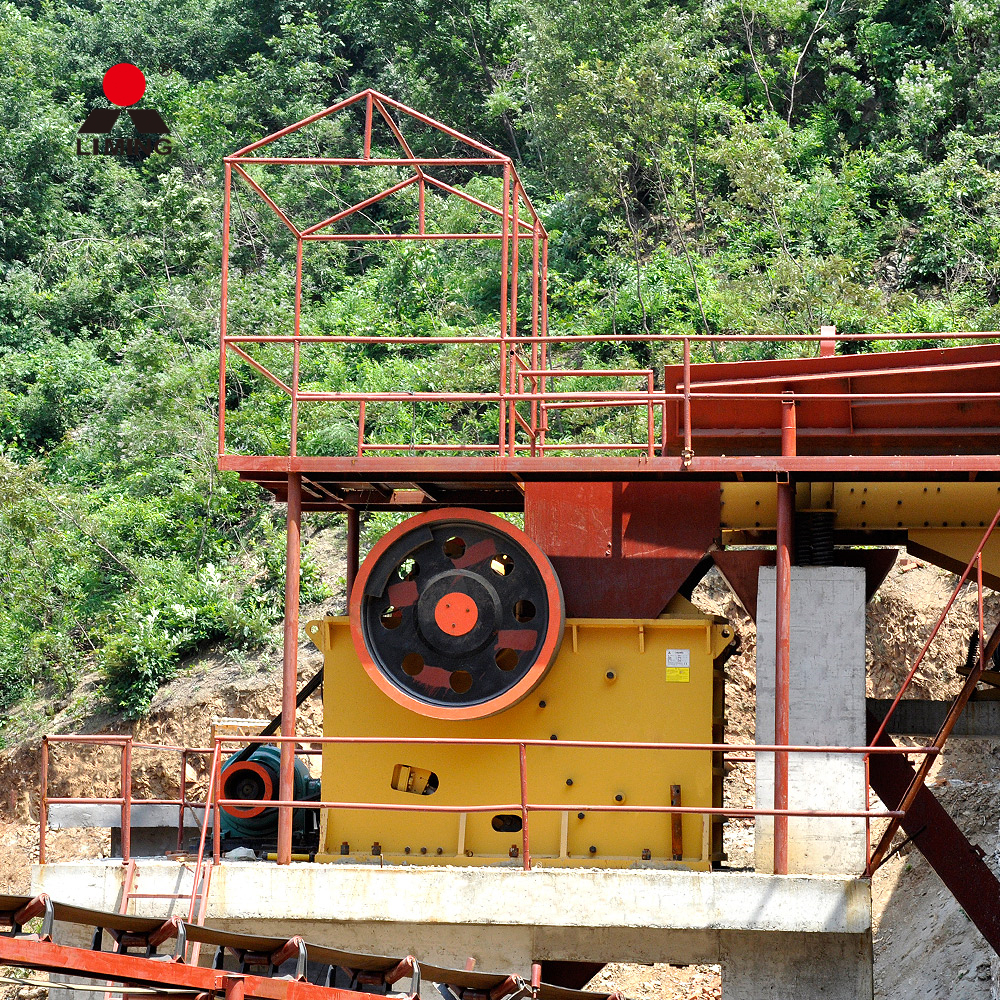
<box><xmin>3</xmin><ymin>0</ymin><xmax>1000</xmax><ymax>731</ymax></box>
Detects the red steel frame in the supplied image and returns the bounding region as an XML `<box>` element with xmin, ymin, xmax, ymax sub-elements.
<box><xmin>208</xmin><ymin>90</ymin><xmax>1000</xmax><ymax>875</ymax></box>
<box><xmin>216</xmin><ymin>88</ymin><xmax>1000</xmax><ymax>470</ymax></box>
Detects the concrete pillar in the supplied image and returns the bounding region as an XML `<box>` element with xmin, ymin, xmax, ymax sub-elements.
<box><xmin>755</xmin><ymin>567</ymin><xmax>867</xmax><ymax>875</ymax></box>
<box><xmin>721</xmin><ymin>931</ymin><xmax>873</xmax><ymax>1000</ymax></box>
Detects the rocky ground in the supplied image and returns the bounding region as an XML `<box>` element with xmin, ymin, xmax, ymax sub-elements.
<box><xmin>2</xmin><ymin>539</ymin><xmax>998</xmax><ymax>999</ymax></box>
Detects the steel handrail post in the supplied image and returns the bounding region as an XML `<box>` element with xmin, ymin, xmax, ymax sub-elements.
<box><xmin>120</xmin><ymin>738</ymin><xmax>133</xmax><ymax>863</ymax></box>
<box><xmin>218</xmin><ymin>162</ymin><xmax>231</xmax><ymax>457</ymax></box>
<box><xmin>539</xmin><ymin>239</ymin><xmax>549</xmax><ymax>452</ymax></box>
<box><xmin>509</xmin><ymin>182</ymin><xmax>520</xmax><ymax>456</ymax></box>
<box><xmin>519</xmin><ymin>743</ymin><xmax>530</xmax><ymax>870</ymax></box>
<box><xmin>498</xmin><ymin>165</ymin><xmax>510</xmax><ymax>455</ymax></box>
<box><xmin>290</xmin><ymin>240</ymin><xmax>303</xmax><ymax>458</ymax></box>
<box><xmin>529</xmin><ymin>222</ymin><xmax>540</xmax><ymax>454</ymax></box>
<box><xmin>864</xmin><ymin>753</ymin><xmax>871</xmax><ymax>868</ymax></box>
<box><xmin>212</xmin><ymin>738</ymin><xmax>222</xmax><ymax>865</ymax></box>
<box><xmin>646</xmin><ymin>372</ymin><xmax>655</xmax><ymax>458</ymax></box>
<box><xmin>682</xmin><ymin>338</ymin><xmax>692</xmax><ymax>465</ymax></box>
<box><xmin>39</xmin><ymin>737</ymin><xmax>48</xmax><ymax>864</ymax></box>
<box><xmin>179</xmin><ymin>749</ymin><xmax>188</xmax><ymax>852</ymax></box>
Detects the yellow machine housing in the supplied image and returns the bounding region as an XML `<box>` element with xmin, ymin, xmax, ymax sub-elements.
<box><xmin>307</xmin><ymin>595</ymin><xmax>732</xmax><ymax>869</ymax></box>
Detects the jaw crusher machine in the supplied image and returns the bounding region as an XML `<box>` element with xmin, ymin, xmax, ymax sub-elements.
<box><xmin>307</xmin><ymin>502</ymin><xmax>736</xmax><ymax>868</ymax></box>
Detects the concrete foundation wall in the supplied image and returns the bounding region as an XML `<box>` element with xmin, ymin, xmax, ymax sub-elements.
<box><xmin>34</xmin><ymin>860</ymin><xmax>873</xmax><ymax>998</ymax></box>
<box><xmin>756</xmin><ymin>566</ymin><xmax>868</xmax><ymax>876</ymax></box>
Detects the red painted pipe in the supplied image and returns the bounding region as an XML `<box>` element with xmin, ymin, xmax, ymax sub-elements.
<box><xmin>278</xmin><ymin>472</ymin><xmax>302</xmax><ymax>865</ymax></box>
<box><xmin>38</xmin><ymin>738</ymin><xmax>48</xmax><ymax>865</ymax></box>
<box><xmin>773</xmin><ymin>393</ymin><xmax>796</xmax><ymax>874</ymax></box>
<box><xmin>346</xmin><ymin>508</ymin><xmax>360</xmax><ymax>603</ymax></box>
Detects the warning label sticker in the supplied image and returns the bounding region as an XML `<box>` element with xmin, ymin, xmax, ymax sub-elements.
<box><xmin>665</xmin><ymin>649</ymin><xmax>691</xmax><ymax>682</ymax></box>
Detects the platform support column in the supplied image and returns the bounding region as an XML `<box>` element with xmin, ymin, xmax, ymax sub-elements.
<box><xmin>774</xmin><ymin>393</ymin><xmax>796</xmax><ymax>874</ymax></box>
<box><xmin>278</xmin><ymin>472</ymin><xmax>302</xmax><ymax>865</ymax></box>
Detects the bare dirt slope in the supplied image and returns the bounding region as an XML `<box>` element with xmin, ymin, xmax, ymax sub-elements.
<box><xmin>1</xmin><ymin>546</ymin><xmax>998</xmax><ymax>1000</ymax></box>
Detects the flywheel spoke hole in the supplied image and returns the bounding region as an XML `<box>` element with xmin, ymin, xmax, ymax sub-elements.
<box><xmin>398</xmin><ymin>557</ymin><xmax>419</xmax><ymax>580</ymax></box>
<box><xmin>402</xmin><ymin>652</ymin><xmax>424</xmax><ymax>676</ymax></box>
<box><xmin>380</xmin><ymin>606</ymin><xmax>402</xmax><ymax>630</ymax></box>
<box><xmin>495</xmin><ymin>648</ymin><xmax>519</xmax><ymax>671</ymax></box>
<box><xmin>450</xmin><ymin>670</ymin><xmax>473</xmax><ymax>693</ymax></box>
<box><xmin>513</xmin><ymin>599</ymin><xmax>536</xmax><ymax>622</ymax></box>
<box><xmin>443</xmin><ymin>536</ymin><xmax>466</xmax><ymax>560</ymax></box>
<box><xmin>491</xmin><ymin>553</ymin><xmax>514</xmax><ymax>576</ymax></box>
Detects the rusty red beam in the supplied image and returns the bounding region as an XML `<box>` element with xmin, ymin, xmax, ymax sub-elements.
<box><xmin>225</xmin><ymin>335</ymin><xmax>503</xmax><ymax>343</ymax></box>
<box><xmin>496</xmin><ymin>332</ymin><xmax>1000</xmax><ymax>343</ymax></box>
<box><xmin>371</xmin><ymin>91</ymin><xmax>511</xmax><ymax>160</ymax></box>
<box><xmin>300</xmin><ymin>174</ymin><xmax>421</xmax><ymax>235</ymax></box>
<box><xmin>866</xmin><ymin>710</ymin><xmax>1000</xmax><ymax>950</ymax></box>
<box><xmin>0</xmin><ymin>935</ymin><xmax>390</xmax><ymax>1000</ymax></box>
<box><xmin>302</xmin><ymin>232</ymin><xmax>536</xmax><ymax>241</ymax></box>
<box><xmin>867</xmin><ymin>581</ymin><xmax>1000</xmax><ymax>874</ymax></box>
<box><xmin>421</xmin><ymin>173</ymin><xmax>536</xmax><ymax>230</ymax></box>
<box><xmin>231</xmin><ymin>164</ymin><xmax>301</xmax><ymax>238</ymax></box>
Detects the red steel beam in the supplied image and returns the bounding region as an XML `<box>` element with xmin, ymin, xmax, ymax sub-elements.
<box><xmin>866</xmin><ymin>711</ymin><xmax>1000</xmax><ymax>950</ymax></box>
<box><xmin>0</xmin><ymin>935</ymin><xmax>388</xmax><ymax>1000</ymax></box>
<box><xmin>218</xmin><ymin>454</ymin><xmax>1000</xmax><ymax>477</ymax></box>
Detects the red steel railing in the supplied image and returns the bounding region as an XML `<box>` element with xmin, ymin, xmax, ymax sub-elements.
<box><xmin>40</xmin><ymin>731</ymin><xmax>935</xmax><ymax>874</ymax></box>
<box><xmin>38</xmin><ymin>736</ymin><xmax>213</xmax><ymax>865</ymax></box>
<box><xmin>219</xmin><ymin>328</ymin><xmax>1000</xmax><ymax>463</ymax></box>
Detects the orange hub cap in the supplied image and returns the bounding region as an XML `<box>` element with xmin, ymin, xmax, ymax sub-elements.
<box><xmin>434</xmin><ymin>591</ymin><xmax>478</xmax><ymax>636</ymax></box>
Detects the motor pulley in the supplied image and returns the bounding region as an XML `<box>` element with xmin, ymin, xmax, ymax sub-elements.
<box><xmin>350</xmin><ymin>508</ymin><xmax>565</xmax><ymax>720</ymax></box>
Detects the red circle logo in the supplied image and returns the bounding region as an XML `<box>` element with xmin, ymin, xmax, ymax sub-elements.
<box><xmin>103</xmin><ymin>63</ymin><xmax>146</xmax><ymax>107</ymax></box>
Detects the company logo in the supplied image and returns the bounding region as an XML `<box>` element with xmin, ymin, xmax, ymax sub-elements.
<box><xmin>77</xmin><ymin>63</ymin><xmax>172</xmax><ymax>156</ymax></box>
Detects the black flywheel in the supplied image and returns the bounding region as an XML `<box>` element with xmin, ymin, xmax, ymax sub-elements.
<box><xmin>349</xmin><ymin>508</ymin><xmax>565</xmax><ymax>720</ymax></box>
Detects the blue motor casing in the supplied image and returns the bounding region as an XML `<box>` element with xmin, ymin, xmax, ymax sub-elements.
<box><xmin>219</xmin><ymin>745</ymin><xmax>320</xmax><ymax>840</ymax></box>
